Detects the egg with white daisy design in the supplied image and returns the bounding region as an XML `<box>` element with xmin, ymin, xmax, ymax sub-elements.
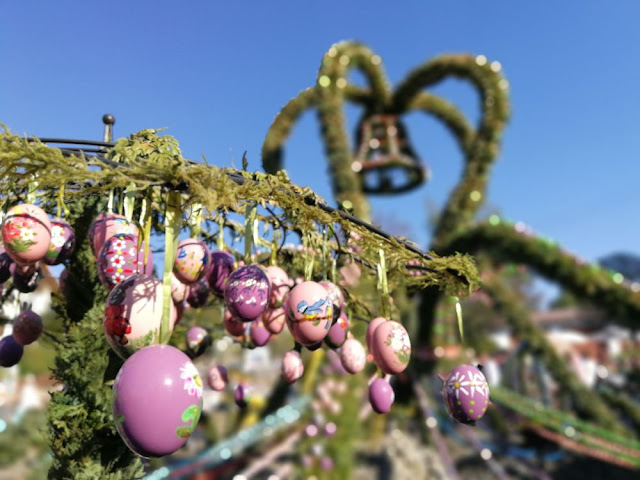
<box><xmin>440</xmin><ymin>364</ymin><xmax>490</xmax><ymax>425</ymax></box>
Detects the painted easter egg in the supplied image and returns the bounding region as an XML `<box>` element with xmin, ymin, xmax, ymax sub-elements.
<box><xmin>186</xmin><ymin>326</ymin><xmax>210</xmax><ymax>358</ymax></box>
<box><xmin>186</xmin><ymin>279</ymin><xmax>210</xmax><ymax>308</ymax></box>
<box><xmin>250</xmin><ymin>319</ymin><xmax>271</xmax><ymax>347</ymax></box>
<box><xmin>282</xmin><ymin>350</ymin><xmax>304</xmax><ymax>384</ymax></box>
<box><xmin>324</xmin><ymin>312</ymin><xmax>348</xmax><ymax>349</ymax></box>
<box><xmin>319</xmin><ymin>280</ymin><xmax>344</xmax><ymax>323</ymax></box>
<box><xmin>97</xmin><ymin>234</ymin><xmax>154</xmax><ymax>290</ymax></box>
<box><xmin>207</xmin><ymin>365</ymin><xmax>228</xmax><ymax>391</ymax></box>
<box><xmin>44</xmin><ymin>218</ymin><xmax>75</xmax><ymax>265</ymax></box>
<box><xmin>0</xmin><ymin>246</ymin><xmax>14</xmax><ymax>284</ymax></box>
<box><xmin>0</xmin><ymin>336</ymin><xmax>23</xmax><ymax>367</ymax></box>
<box><xmin>265</xmin><ymin>265</ymin><xmax>290</xmax><ymax>308</ymax></box>
<box><xmin>285</xmin><ymin>281</ymin><xmax>332</xmax><ymax>346</ymax></box>
<box><xmin>2</xmin><ymin>204</ymin><xmax>52</xmax><ymax>265</ymax></box>
<box><xmin>366</xmin><ymin>317</ymin><xmax>387</xmax><ymax>353</ymax></box>
<box><xmin>103</xmin><ymin>274</ymin><xmax>177</xmax><ymax>359</ymax></box>
<box><xmin>89</xmin><ymin>213</ymin><xmax>138</xmax><ymax>258</ymax></box>
<box><xmin>112</xmin><ymin>345</ymin><xmax>203</xmax><ymax>457</ymax></box>
<box><xmin>13</xmin><ymin>263</ymin><xmax>43</xmax><ymax>293</ymax></box>
<box><xmin>223</xmin><ymin>309</ymin><xmax>245</xmax><ymax>337</ymax></box>
<box><xmin>262</xmin><ymin>307</ymin><xmax>285</xmax><ymax>335</ymax></box>
<box><xmin>441</xmin><ymin>364</ymin><xmax>490</xmax><ymax>425</ymax></box>
<box><xmin>171</xmin><ymin>272</ymin><xmax>188</xmax><ymax>304</ymax></box>
<box><xmin>12</xmin><ymin>310</ymin><xmax>43</xmax><ymax>345</ymax></box>
<box><xmin>369</xmin><ymin>378</ymin><xmax>395</xmax><ymax>414</ymax></box>
<box><xmin>372</xmin><ymin>321</ymin><xmax>411</xmax><ymax>375</ymax></box>
<box><xmin>339</xmin><ymin>338</ymin><xmax>366</xmax><ymax>374</ymax></box>
<box><xmin>207</xmin><ymin>250</ymin><xmax>235</xmax><ymax>297</ymax></box>
<box><xmin>224</xmin><ymin>265</ymin><xmax>270</xmax><ymax>321</ymax></box>
<box><xmin>173</xmin><ymin>239</ymin><xmax>211</xmax><ymax>285</ymax></box>
<box><xmin>234</xmin><ymin>384</ymin><xmax>250</xmax><ymax>408</ymax></box>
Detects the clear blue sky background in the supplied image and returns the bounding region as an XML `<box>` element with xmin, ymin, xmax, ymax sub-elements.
<box><xmin>2</xmin><ymin>2</ymin><xmax>640</xmax><ymax>293</ymax></box>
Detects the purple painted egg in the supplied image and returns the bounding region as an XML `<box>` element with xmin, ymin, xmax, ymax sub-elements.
<box><xmin>207</xmin><ymin>365</ymin><xmax>228</xmax><ymax>391</ymax></box>
<box><xmin>173</xmin><ymin>239</ymin><xmax>211</xmax><ymax>285</ymax></box>
<box><xmin>282</xmin><ymin>350</ymin><xmax>304</xmax><ymax>383</ymax></box>
<box><xmin>2</xmin><ymin>204</ymin><xmax>52</xmax><ymax>265</ymax></box>
<box><xmin>325</xmin><ymin>312</ymin><xmax>348</xmax><ymax>349</ymax></box>
<box><xmin>13</xmin><ymin>263</ymin><xmax>43</xmax><ymax>293</ymax></box>
<box><xmin>441</xmin><ymin>364</ymin><xmax>490</xmax><ymax>425</ymax></box>
<box><xmin>265</xmin><ymin>265</ymin><xmax>290</xmax><ymax>307</ymax></box>
<box><xmin>366</xmin><ymin>317</ymin><xmax>387</xmax><ymax>353</ymax></box>
<box><xmin>339</xmin><ymin>338</ymin><xmax>366</xmax><ymax>374</ymax></box>
<box><xmin>372</xmin><ymin>321</ymin><xmax>411</xmax><ymax>375</ymax></box>
<box><xmin>59</xmin><ymin>268</ymin><xmax>69</xmax><ymax>295</ymax></box>
<box><xmin>225</xmin><ymin>265</ymin><xmax>270</xmax><ymax>321</ymax></box>
<box><xmin>186</xmin><ymin>279</ymin><xmax>210</xmax><ymax>308</ymax></box>
<box><xmin>44</xmin><ymin>218</ymin><xmax>75</xmax><ymax>265</ymax></box>
<box><xmin>0</xmin><ymin>336</ymin><xmax>23</xmax><ymax>367</ymax></box>
<box><xmin>0</xmin><ymin>246</ymin><xmax>14</xmax><ymax>284</ymax></box>
<box><xmin>113</xmin><ymin>345</ymin><xmax>203</xmax><ymax>457</ymax></box>
<box><xmin>223</xmin><ymin>309</ymin><xmax>245</xmax><ymax>336</ymax></box>
<box><xmin>104</xmin><ymin>274</ymin><xmax>177</xmax><ymax>359</ymax></box>
<box><xmin>319</xmin><ymin>280</ymin><xmax>344</xmax><ymax>322</ymax></box>
<box><xmin>97</xmin><ymin>234</ymin><xmax>154</xmax><ymax>290</ymax></box>
<box><xmin>89</xmin><ymin>213</ymin><xmax>138</xmax><ymax>258</ymax></box>
<box><xmin>171</xmin><ymin>272</ymin><xmax>188</xmax><ymax>304</ymax></box>
<box><xmin>262</xmin><ymin>307</ymin><xmax>285</xmax><ymax>335</ymax></box>
<box><xmin>234</xmin><ymin>384</ymin><xmax>250</xmax><ymax>408</ymax></box>
<box><xmin>285</xmin><ymin>281</ymin><xmax>332</xmax><ymax>346</ymax></box>
<box><xmin>207</xmin><ymin>250</ymin><xmax>235</xmax><ymax>297</ymax></box>
<box><xmin>186</xmin><ymin>326</ymin><xmax>210</xmax><ymax>357</ymax></box>
<box><xmin>12</xmin><ymin>310</ymin><xmax>43</xmax><ymax>345</ymax></box>
<box><xmin>369</xmin><ymin>378</ymin><xmax>395</xmax><ymax>414</ymax></box>
<box><xmin>250</xmin><ymin>319</ymin><xmax>271</xmax><ymax>347</ymax></box>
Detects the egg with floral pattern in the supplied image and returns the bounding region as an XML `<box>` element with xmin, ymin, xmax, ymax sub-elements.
<box><xmin>224</xmin><ymin>265</ymin><xmax>270</xmax><ymax>321</ymax></box>
<box><xmin>339</xmin><ymin>338</ymin><xmax>366</xmax><ymax>374</ymax></box>
<box><xmin>265</xmin><ymin>265</ymin><xmax>290</xmax><ymax>308</ymax></box>
<box><xmin>98</xmin><ymin>234</ymin><xmax>154</xmax><ymax>290</ymax></box>
<box><xmin>113</xmin><ymin>345</ymin><xmax>203</xmax><ymax>457</ymax></box>
<box><xmin>441</xmin><ymin>364</ymin><xmax>490</xmax><ymax>425</ymax></box>
<box><xmin>372</xmin><ymin>321</ymin><xmax>411</xmax><ymax>375</ymax></box>
<box><xmin>44</xmin><ymin>218</ymin><xmax>75</xmax><ymax>265</ymax></box>
<box><xmin>207</xmin><ymin>250</ymin><xmax>235</xmax><ymax>297</ymax></box>
<box><xmin>285</xmin><ymin>281</ymin><xmax>332</xmax><ymax>346</ymax></box>
<box><xmin>173</xmin><ymin>239</ymin><xmax>211</xmax><ymax>285</ymax></box>
<box><xmin>89</xmin><ymin>213</ymin><xmax>138</xmax><ymax>258</ymax></box>
<box><xmin>1</xmin><ymin>204</ymin><xmax>52</xmax><ymax>265</ymax></box>
<box><xmin>103</xmin><ymin>274</ymin><xmax>177</xmax><ymax>359</ymax></box>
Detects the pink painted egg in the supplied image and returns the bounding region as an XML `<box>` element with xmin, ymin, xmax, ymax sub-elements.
<box><xmin>366</xmin><ymin>317</ymin><xmax>387</xmax><ymax>353</ymax></box>
<box><xmin>97</xmin><ymin>233</ymin><xmax>154</xmax><ymax>290</ymax></box>
<box><xmin>225</xmin><ymin>265</ymin><xmax>270</xmax><ymax>321</ymax></box>
<box><xmin>250</xmin><ymin>319</ymin><xmax>271</xmax><ymax>347</ymax></box>
<box><xmin>339</xmin><ymin>338</ymin><xmax>366</xmax><ymax>374</ymax></box>
<box><xmin>12</xmin><ymin>310</ymin><xmax>43</xmax><ymax>345</ymax></box>
<box><xmin>262</xmin><ymin>307</ymin><xmax>285</xmax><ymax>334</ymax></box>
<box><xmin>171</xmin><ymin>272</ymin><xmax>188</xmax><ymax>304</ymax></box>
<box><xmin>207</xmin><ymin>365</ymin><xmax>228</xmax><ymax>391</ymax></box>
<box><xmin>113</xmin><ymin>345</ymin><xmax>203</xmax><ymax>457</ymax></box>
<box><xmin>265</xmin><ymin>265</ymin><xmax>290</xmax><ymax>307</ymax></box>
<box><xmin>285</xmin><ymin>281</ymin><xmax>332</xmax><ymax>346</ymax></box>
<box><xmin>369</xmin><ymin>378</ymin><xmax>395</xmax><ymax>414</ymax></box>
<box><xmin>1</xmin><ymin>204</ymin><xmax>51</xmax><ymax>265</ymax></box>
<box><xmin>282</xmin><ymin>350</ymin><xmax>304</xmax><ymax>383</ymax></box>
<box><xmin>372</xmin><ymin>321</ymin><xmax>411</xmax><ymax>375</ymax></box>
<box><xmin>223</xmin><ymin>309</ymin><xmax>245</xmax><ymax>337</ymax></box>
<box><xmin>104</xmin><ymin>274</ymin><xmax>177</xmax><ymax>359</ymax></box>
<box><xmin>441</xmin><ymin>364</ymin><xmax>490</xmax><ymax>425</ymax></box>
<box><xmin>173</xmin><ymin>239</ymin><xmax>211</xmax><ymax>285</ymax></box>
<box><xmin>186</xmin><ymin>279</ymin><xmax>210</xmax><ymax>308</ymax></box>
<box><xmin>44</xmin><ymin>218</ymin><xmax>75</xmax><ymax>265</ymax></box>
<box><xmin>13</xmin><ymin>263</ymin><xmax>43</xmax><ymax>293</ymax></box>
<box><xmin>207</xmin><ymin>250</ymin><xmax>235</xmax><ymax>297</ymax></box>
<box><xmin>89</xmin><ymin>213</ymin><xmax>138</xmax><ymax>257</ymax></box>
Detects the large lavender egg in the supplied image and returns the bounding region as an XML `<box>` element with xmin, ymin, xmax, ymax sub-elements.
<box><xmin>372</xmin><ymin>321</ymin><xmax>411</xmax><ymax>375</ymax></box>
<box><xmin>339</xmin><ymin>338</ymin><xmax>366</xmax><ymax>374</ymax></box>
<box><xmin>0</xmin><ymin>246</ymin><xmax>14</xmax><ymax>284</ymax></box>
<box><xmin>224</xmin><ymin>265</ymin><xmax>270</xmax><ymax>321</ymax></box>
<box><xmin>0</xmin><ymin>336</ymin><xmax>23</xmax><ymax>367</ymax></box>
<box><xmin>113</xmin><ymin>345</ymin><xmax>203</xmax><ymax>457</ymax></box>
<box><xmin>89</xmin><ymin>213</ymin><xmax>138</xmax><ymax>258</ymax></box>
<box><xmin>441</xmin><ymin>364</ymin><xmax>490</xmax><ymax>425</ymax></box>
<box><xmin>98</xmin><ymin>234</ymin><xmax>154</xmax><ymax>290</ymax></box>
<box><xmin>186</xmin><ymin>279</ymin><xmax>210</xmax><ymax>308</ymax></box>
<box><xmin>265</xmin><ymin>265</ymin><xmax>290</xmax><ymax>308</ymax></box>
<box><xmin>282</xmin><ymin>350</ymin><xmax>304</xmax><ymax>384</ymax></box>
<box><xmin>173</xmin><ymin>239</ymin><xmax>211</xmax><ymax>285</ymax></box>
<box><xmin>44</xmin><ymin>218</ymin><xmax>75</xmax><ymax>265</ymax></box>
<box><xmin>1</xmin><ymin>204</ymin><xmax>52</xmax><ymax>265</ymax></box>
<box><xmin>13</xmin><ymin>310</ymin><xmax>43</xmax><ymax>345</ymax></box>
<box><xmin>207</xmin><ymin>251</ymin><xmax>235</xmax><ymax>297</ymax></box>
<box><xmin>285</xmin><ymin>281</ymin><xmax>332</xmax><ymax>346</ymax></box>
<box><xmin>369</xmin><ymin>378</ymin><xmax>395</xmax><ymax>414</ymax></box>
<box><xmin>262</xmin><ymin>307</ymin><xmax>285</xmax><ymax>334</ymax></box>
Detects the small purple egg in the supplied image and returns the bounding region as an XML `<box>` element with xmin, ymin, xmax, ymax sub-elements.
<box><xmin>186</xmin><ymin>279</ymin><xmax>210</xmax><ymax>308</ymax></box>
<box><xmin>225</xmin><ymin>265</ymin><xmax>270</xmax><ymax>321</ymax></box>
<box><xmin>207</xmin><ymin>251</ymin><xmax>235</xmax><ymax>297</ymax></box>
<box><xmin>250</xmin><ymin>320</ymin><xmax>271</xmax><ymax>347</ymax></box>
<box><xmin>0</xmin><ymin>336</ymin><xmax>24</xmax><ymax>367</ymax></box>
<box><xmin>441</xmin><ymin>364</ymin><xmax>490</xmax><ymax>425</ymax></box>
<box><xmin>234</xmin><ymin>384</ymin><xmax>250</xmax><ymax>408</ymax></box>
<box><xmin>369</xmin><ymin>378</ymin><xmax>395</xmax><ymax>414</ymax></box>
<box><xmin>44</xmin><ymin>218</ymin><xmax>75</xmax><ymax>265</ymax></box>
<box><xmin>186</xmin><ymin>326</ymin><xmax>210</xmax><ymax>357</ymax></box>
<box><xmin>13</xmin><ymin>310</ymin><xmax>43</xmax><ymax>345</ymax></box>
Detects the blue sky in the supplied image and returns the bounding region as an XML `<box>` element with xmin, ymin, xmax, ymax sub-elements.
<box><xmin>2</xmin><ymin>2</ymin><xmax>640</xmax><ymax>286</ymax></box>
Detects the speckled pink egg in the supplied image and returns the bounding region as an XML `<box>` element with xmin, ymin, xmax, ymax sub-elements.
<box><xmin>98</xmin><ymin>234</ymin><xmax>154</xmax><ymax>290</ymax></box>
<box><xmin>171</xmin><ymin>272</ymin><xmax>188</xmax><ymax>304</ymax></box>
<box><xmin>250</xmin><ymin>319</ymin><xmax>271</xmax><ymax>347</ymax></box>
<box><xmin>113</xmin><ymin>345</ymin><xmax>203</xmax><ymax>457</ymax></box>
<box><xmin>223</xmin><ymin>309</ymin><xmax>245</xmax><ymax>337</ymax></box>
<box><xmin>265</xmin><ymin>265</ymin><xmax>290</xmax><ymax>307</ymax></box>
<box><xmin>372</xmin><ymin>321</ymin><xmax>411</xmax><ymax>375</ymax></box>
<box><xmin>104</xmin><ymin>274</ymin><xmax>177</xmax><ymax>359</ymax></box>
<box><xmin>285</xmin><ymin>281</ymin><xmax>332</xmax><ymax>346</ymax></box>
<box><xmin>441</xmin><ymin>364</ymin><xmax>490</xmax><ymax>425</ymax></box>
<box><xmin>12</xmin><ymin>310</ymin><xmax>43</xmax><ymax>345</ymax></box>
<box><xmin>262</xmin><ymin>307</ymin><xmax>285</xmax><ymax>334</ymax></box>
<box><xmin>339</xmin><ymin>338</ymin><xmax>366</xmax><ymax>374</ymax></box>
<box><xmin>186</xmin><ymin>279</ymin><xmax>210</xmax><ymax>308</ymax></box>
<box><xmin>89</xmin><ymin>213</ymin><xmax>138</xmax><ymax>257</ymax></box>
<box><xmin>173</xmin><ymin>239</ymin><xmax>211</xmax><ymax>285</ymax></box>
<box><xmin>369</xmin><ymin>378</ymin><xmax>395</xmax><ymax>414</ymax></box>
<box><xmin>13</xmin><ymin>263</ymin><xmax>43</xmax><ymax>293</ymax></box>
<box><xmin>225</xmin><ymin>265</ymin><xmax>270</xmax><ymax>321</ymax></box>
<box><xmin>2</xmin><ymin>204</ymin><xmax>52</xmax><ymax>265</ymax></box>
<box><xmin>207</xmin><ymin>251</ymin><xmax>235</xmax><ymax>297</ymax></box>
<box><xmin>44</xmin><ymin>218</ymin><xmax>75</xmax><ymax>265</ymax></box>
<box><xmin>207</xmin><ymin>365</ymin><xmax>228</xmax><ymax>391</ymax></box>
<box><xmin>282</xmin><ymin>350</ymin><xmax>304</xmax><ymax>383</ymax></box>
<box><xmin>366</xmin><ymin>317</ymin><xmax>387</xmax><ymax>353</ymax></box>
